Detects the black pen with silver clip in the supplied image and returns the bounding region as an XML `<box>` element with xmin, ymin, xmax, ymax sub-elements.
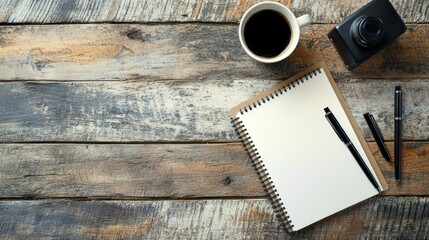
<box><xmin>324</xmin><ymin>107</ymin><xmax>381</xmax><ymax>193</ymax></box>
<box><xmin>394</xmin><ymin>86</ymin><xmax>402</xmax><ymax>183</ymax></box>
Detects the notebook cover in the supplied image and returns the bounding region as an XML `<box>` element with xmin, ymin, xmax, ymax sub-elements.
<box><xmin>230</xmin><ymin>63</ymin><xmax>388</xmax><ymax>192</ymax></box>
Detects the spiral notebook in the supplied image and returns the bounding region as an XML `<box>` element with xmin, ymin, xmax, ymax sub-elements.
<box><xmin>230</xmin><ymin>63</ymin><xmax>388</xmax><ymax>232</ymax></box>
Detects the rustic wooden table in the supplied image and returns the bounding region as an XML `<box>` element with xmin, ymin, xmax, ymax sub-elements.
<box><xmin>0</xmin><ymin>0</ymin><xmax>428</xmax><ymax>239</ymax></box>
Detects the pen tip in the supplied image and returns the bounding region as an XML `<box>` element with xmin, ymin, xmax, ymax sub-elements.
<box><xmin>396</xmin><ymin>179</ymin><xmax>401</xmax><ymax>184</ymax></box>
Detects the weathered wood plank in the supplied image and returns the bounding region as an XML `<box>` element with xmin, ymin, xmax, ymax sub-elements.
<box><xmin>0</xmin><ymin>143</ymin><xmax>262</xmax><ymax>198</ymax></box>
<box><xmin>0</xmin><ymin>79</ymin><xmax>427</xmax><ymax>142</ymax></box>
<box><xmin>0</xmin><ymin>198</ymin><xmax>427</xmax><ymax>239</ymax></box>
<box><xmin>0</xmin><ymin>24</ymin><xmax>427</xmax><ymax>80</ymax></box>
<box><xmin>0</xmin><ymin>142</ymin><xmax>427</xmax><ymax>198</ymax></box>
<box><xmin>0</xmin><ymin>0</ymin><xmax>427</xmax><ymax>23</ymax></box>
<box><xmin>339</xmin><ymin>78</ymin><xmax>429</xmax><ymax>142</ymax></box>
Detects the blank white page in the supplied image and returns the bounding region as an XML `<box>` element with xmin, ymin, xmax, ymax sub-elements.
<box><xmin>236</xmin><ymin>69</ymin><xmax>379</xmax><ymax>231</ymax></box>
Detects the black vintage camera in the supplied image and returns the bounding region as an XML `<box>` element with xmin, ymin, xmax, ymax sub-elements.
<box><xmin>328</xmin><ymin>0</ymin><xmax>406</xmax><ymax>70</ymax></box>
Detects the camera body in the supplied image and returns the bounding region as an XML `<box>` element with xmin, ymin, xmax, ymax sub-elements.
<box><xmin>328</xmin><ymin>0</ymin><xmax>406</xmax><ymax>70</ymax></box>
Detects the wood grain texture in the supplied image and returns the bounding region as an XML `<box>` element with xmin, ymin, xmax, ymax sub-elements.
<box><xmin>0</xmin><ymin>197</ymin><xmax>427</xmax><ymax>239</ymax></box>
<box><xmin>0</xmin><ymin>143</ymin><xmax>262</xmax><ymax>198</ymax></box>
<box><xmin>0</xmin><ymin>142</ymin><xmax>427</xmax><ymax>198</ymax></box>
<box><xmin>0</xmin><ymin>24</ymin><xmax>428</xmax><ymax>80</ymax></box>
<box><xmin>0</xmin><ymin>79</ymin><xmax>427</xmax><ymax>142</ymax></box>
<box><xmin>0</xmin><ymin>0</ymin><xmax>427</xmax><ymax>23</ymax></box>
<box><xmin>0</xmin><ymin>1</ymin><xmax>426</xmax><ymax>239</ymax></box>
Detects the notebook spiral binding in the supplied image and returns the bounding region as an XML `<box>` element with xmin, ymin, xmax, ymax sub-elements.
<box><xmin>230</xmin><ymin>68</ymin><xmax>322</xmax><ymax>232</ymax></box>
<box><xmin>238</xmin><ymin>68</ymin><xmax>322</xmax><ymax>115</ymax></box>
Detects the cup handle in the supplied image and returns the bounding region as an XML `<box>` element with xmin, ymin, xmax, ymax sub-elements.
<box><xmin>297</xmin><ymin>14</ymin><xmax>311</xmax><ymax>28</ymax></box>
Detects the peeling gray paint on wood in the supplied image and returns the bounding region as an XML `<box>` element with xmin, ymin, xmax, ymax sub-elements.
<box><xmin>0</xmin><ymin>79</ymin><xmax>427</xmax><ymax>142</ymax></box>
<box><xmin>0</xmin><ymin>198</ymin><xmax>427</xmax><ymax>239</ymax></box>
<box><xmin>0</xmin><ymin>24</ymin><xmax>427</xmax><ymax>81</ymax></box>
<box><xmin>0</xmin><ymin>0</ymin><xmax>427</xmax><ymax>23</ymax></box>
<box><xmin>0</xmin><ymin>143</ymin><xmax>427</xmax><ymax>198</ymax></box>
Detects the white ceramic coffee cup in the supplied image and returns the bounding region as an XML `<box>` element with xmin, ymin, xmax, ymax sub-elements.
<box><xmin>239</xmin><ymin>2</ymin><xmax>311</xmax><ymax>63</ymax></box>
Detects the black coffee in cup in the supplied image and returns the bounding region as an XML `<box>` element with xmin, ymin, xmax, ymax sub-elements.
<box><xmin>244</xmin><ymin>10</ymin><xmax>292</xmax><ymax>58</ymax></box>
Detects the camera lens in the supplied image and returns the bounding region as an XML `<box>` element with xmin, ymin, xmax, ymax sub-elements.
<box><xmin>351</xmin><ymin>16</ymin><xmax>384</xmax><ymax>48</ymax></box>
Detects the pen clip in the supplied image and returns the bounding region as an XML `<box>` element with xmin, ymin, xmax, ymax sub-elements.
<box><xmin>364</xmin><ymin>112</ymin><xmax>392</xmax><ymax>162</ymax></box>
<box><xmin>369</xmin><ymin>114</ymin><xmax>382</xmax><ymax>136</ymax></box>
<box><xmin>325</xmin><ymin>113</ymin><xmax>345</xmax><ymax>143</ymax></box>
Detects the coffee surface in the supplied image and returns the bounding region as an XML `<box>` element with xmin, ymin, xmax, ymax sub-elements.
<box><xmin>244</xmin><ymin>10</ymin><xmax>291</xmax><ymax>58</ymax></box>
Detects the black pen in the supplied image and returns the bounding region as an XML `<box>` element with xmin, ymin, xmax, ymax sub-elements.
<box><xmin>324</xmin><ymin>107</ymin><xmax>381</xmax><ymax>193</ymax></box>
<box><xmin>364</xmin><ymin>113</ymin><xmax>392</xmax><ymax>162</ymax></box>
<box><xmin>394</xmin><ymin>86</ymin><xmax>402</xmax><ymax>183</ymax></box>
